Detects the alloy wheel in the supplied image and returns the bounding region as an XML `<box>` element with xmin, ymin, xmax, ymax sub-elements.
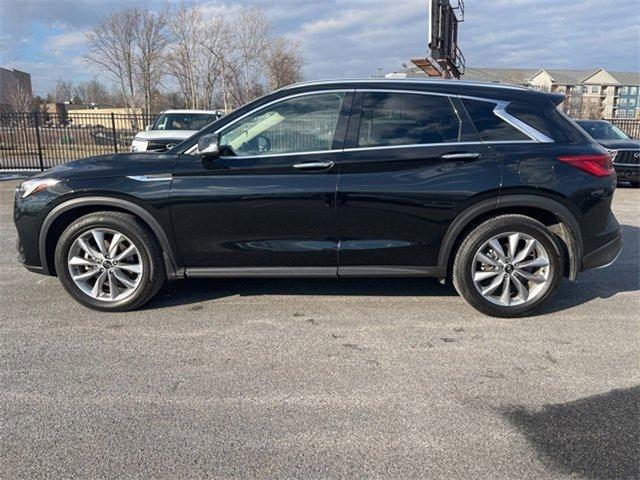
<box><xmin>471</xmin><ymin>232</ymin><xmax>550</xmax><ymax>307</ymax></box>
<box><xmin>67</xmin><ymin>228</ymin><xmax>143</xmax><ymax>302</ymax></box>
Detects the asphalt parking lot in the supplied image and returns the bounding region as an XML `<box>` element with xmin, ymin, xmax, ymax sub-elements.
<box><xmin>1</xmin><ymin>178</ymin><xmax>638</xmax><ymax>479</ymax></box>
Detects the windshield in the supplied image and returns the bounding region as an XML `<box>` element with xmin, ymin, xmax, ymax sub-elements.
<box><xmin>576</xmin><ymin>121</ymin><xmax>630</xmax><ymax>140</ymax></box>
<box><xmin>152</xmin><ymin>113</ymin><xmax>219</xmax><ymax>131</ymax></box>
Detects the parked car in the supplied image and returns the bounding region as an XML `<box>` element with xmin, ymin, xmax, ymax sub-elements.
<box><xmin>130</xmin><ymin>109</ymin><xmax>223</xmax><ymax>152</ymax></box>
<box><xmin>574</xmin><ymin>119</ymin><xmax>639</xmax><ymax>187</ymax></box>
<box><xmin>14</xmin><ymin>79</ymin><xmax>621</xmax><ymax>317</ymax></box>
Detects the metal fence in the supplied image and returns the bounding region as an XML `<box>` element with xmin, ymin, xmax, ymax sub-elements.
<box><xmin>608</xmin><ymin>118</ymin><xmax>640</xmax><ymax>140</ymax></box>
<box><xmin>1</xmin><ymin>111</ymin><xmax>639</xmax><ymax>172</ymax></box>
<box><xmin>0</xmin><ymin>112</ymin><xmax>156</xmax><ymax>170</ymax></box>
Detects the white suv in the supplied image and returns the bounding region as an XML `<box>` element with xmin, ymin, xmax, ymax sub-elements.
<box><xmin>131</xmin><ymin>109</ymin><xmax>224</xmax><ymax>152</ymax></box>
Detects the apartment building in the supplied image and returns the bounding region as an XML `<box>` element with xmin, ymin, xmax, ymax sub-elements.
<box><xmin>388</xmin><ymin>67</ymin><xmax>640</xmax><ymax>119</ymax></box>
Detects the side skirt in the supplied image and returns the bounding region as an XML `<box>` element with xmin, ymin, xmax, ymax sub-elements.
<box><xmin>183</xmin><ymin>266</ymin><xmax>442</xmax><ymax>278</ymax></box>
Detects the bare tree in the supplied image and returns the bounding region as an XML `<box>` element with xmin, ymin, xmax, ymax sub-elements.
<box><xmin>135</xmin><ymin>8</ymin><xmax>168</xmax><ymax>116</ymax></box>
<box><xmin>265</xmin><ymin>37</ymin><xmax>304</xmax><ymax>90</ymax></box>
<box><xmin>74</xmin><ymin>79</ymin><xmax>112</xmax><ymax>106</ymax></box>
<box><xmin>6</xmin><ymin>77</ymin><xmax>34</xmax><ymax>112</ymax></box>
<box><xmin>200</xmin><ymin>15</ymin><xmax>235</xmax><ymax>110</ymax></box>
<box><xmin>50</xmin><ymin>79</ymin><xmax>74</xmax><ymax>103</ymax></box>
<box><xmin>166</xmin><ymin>3</ymin><xmax>203</xmax><ymax>109</ymax></box>
<box><xmin>581</xmin><ymin>99</ymin><xmax>602</xmax><ymax>119</ymax></box>
<box><xmin>229</xmin><ymin>6</ymin><xmax>271</xmax><ymax>105</ymax></box>
<box><xmin>85</xmin><ymin>9</ymin><xmax>140</xmax><ymax>113</ymax></box>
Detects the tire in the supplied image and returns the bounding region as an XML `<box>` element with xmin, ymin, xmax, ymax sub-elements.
<box><xmin>54</xmin><ymin>211</ymin><xmax>165</xmax><ymax>312</ymax></box>
<box><xmin>452</xmin><ymin>214</ymin><xmax>564</xmax><ymax>318</ymax></box>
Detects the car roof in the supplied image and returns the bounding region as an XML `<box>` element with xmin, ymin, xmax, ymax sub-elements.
<box><xmin>278</xmin><ymin>78</ymin><xmax>561</xmax><ymax>104</ymax></box>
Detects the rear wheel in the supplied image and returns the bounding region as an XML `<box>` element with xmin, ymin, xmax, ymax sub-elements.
<box><xmin>54</xmin><ymin>212</ymin><xmax>165</xmax><ymax>311</ymax></box>
<box><xmin>452</xmin><ymin>214</ymin><xmax>564</xmax><ymax>317</ymax></box>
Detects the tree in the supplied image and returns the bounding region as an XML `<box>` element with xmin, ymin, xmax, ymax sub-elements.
<box><xmin>85</xmin><ymin>9</ymin><xmax>140</xmax><ymax>113</ymax></box>
<box><xmin>50</xmin><ymin>79</ymin><xmax>74</xmax><ymax>103</ymax></box>
<box><xmin>6</xmin><ymin>77</ymin><xmax>34</xmax><ymax>112</ymax></box>
<box><xmin>265</xmin><ymin>37</ymin><xmax>304</xmax><ymax>90</ymax></box>
<box><xmin>166</xmin><ymin>3</ymin><xmax>203</xmax><ymax>109</ymax></box>
<box><xmin>229</xmin><ymin>6</ymin><xmax>271</xmax><ymax>105</ymax></box>
<box><xmin>200</xmin><ymin>15</ymin><xmax>235</xmax><ymax>110</ymax></box>
<box><xmin>74</xmin><ymin>79</ymin><xmax>112</xmax><ymax>106</ymax></box>
<box><xmin>581</xmin><ymin>99</ymin><xmax>602</xmax><ymax>119</ymax></box>
<box><xmin>134</xmin><ymin>8</ymin><xmax>169</xmax><ymax>116</ymax></box>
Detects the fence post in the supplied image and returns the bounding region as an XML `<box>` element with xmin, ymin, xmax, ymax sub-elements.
<box><xmin>111</xmin><ymin>113</ymin><xmax>118</xmax><ymax>153</ymax></box>
<box><xmin>33</xmin><ymin>112</ymin><xmax>45</xmax><ymax>171</ymax></box>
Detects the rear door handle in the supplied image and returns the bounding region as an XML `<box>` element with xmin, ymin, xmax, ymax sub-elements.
<box><xmin>440</xmin><ymin>152</ymin><xmax>481</xmax><ymax>161</ymax></box>
<box><xmin>293</xmin><ymin>161</ymin><xmax>334</xmax><ymax>170</ymax></box>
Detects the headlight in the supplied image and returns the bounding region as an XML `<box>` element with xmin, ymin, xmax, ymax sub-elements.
<box><xmin>17</xmin><ymin>178</ymin><xmax>60</xmax><ymax>198</ymax></box>
<box><xmin>131</xmin><ymin>139</ymin><xmax>149</xmax><ymax>152</ymax></box>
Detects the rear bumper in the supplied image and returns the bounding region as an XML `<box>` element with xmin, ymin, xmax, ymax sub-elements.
<box><xmin>582</xmin><ymin>233</ymin><xmax>622</xmax><ymax>271</ymax></box>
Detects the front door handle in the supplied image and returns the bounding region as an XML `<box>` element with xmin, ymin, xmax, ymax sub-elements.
<box><xmin>441</xmin><ymin>152</ymin><xmax>481</xmax><ymax>161</ymax></box>
<box><xmin>292</xmin><ymin>161</ymin><xmax>334</xmax><ymax>170</ymax></box>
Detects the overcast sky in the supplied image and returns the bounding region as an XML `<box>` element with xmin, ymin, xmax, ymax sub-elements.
<box><xmin>1</xmin><ymin>0</ymin><xmax>639</xmax><ymax>96</ymax></box>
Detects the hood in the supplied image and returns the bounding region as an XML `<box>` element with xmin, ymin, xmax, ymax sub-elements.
<box><xmin>35</xmin><ymin>152</ymin><xmax>178</xmax><ymax>180</ymax></box>
<box><xmin>595</xmin><ymin>139</ymin><xmax>640</xmax><ymax>150</ymax></box>
<box><xmin>133</xmin><ymin>130</ymin><xmax>198</xmax><ymax>141</ymax></box>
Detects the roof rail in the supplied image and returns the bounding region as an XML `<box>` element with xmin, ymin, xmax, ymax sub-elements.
<box><xmin>278</xmin><ymin>78</ymin><xmax>532</xmax><ymax>93</ymax></box>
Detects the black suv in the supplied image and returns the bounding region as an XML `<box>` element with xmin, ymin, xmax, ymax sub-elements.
<box><xmin>575</xmin><ymin>119</ymin><xmax>639</xmax><ymax>187</ymax></box>
<box><xmin>14</xmin><ymin>79</ymin><xmax>622</xmax><ymax>317</ymax></box>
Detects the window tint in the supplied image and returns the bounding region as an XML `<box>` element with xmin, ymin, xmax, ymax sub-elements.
<box><xmin>357</xmin><ymin>92</ymin><xmax>460</xmax><ymax>147</ymax></box>
<box><xmin>461</xmin><ymin>99</ymin><xmax>530</xmax><ymax>142</ymax></box>
<box><xmin>219</xmin><ymin>92</ymin><xmax>345</xmax><ymax>156</ymax></box>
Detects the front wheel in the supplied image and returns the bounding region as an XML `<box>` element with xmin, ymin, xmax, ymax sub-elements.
<box><xmin>452</xmin><ymin>214</ymin><xmax>564</xmax><ymax>318</ymax></box>
<box><xmin>54</xmin><ymin>212</ymin><xmax>165</xmax><ymax>311</ymax></box>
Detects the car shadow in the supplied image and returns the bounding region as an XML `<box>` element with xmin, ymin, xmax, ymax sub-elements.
<box><xmin>144</xmin><ymin>224</ymin><xmax>638</xmax><ymax>313</ymax></box>
<box><xmin>145</xmin><ymin>275</ymin><xmax>457</xmax><ymax>309</ymax></box>
<box><xmin>538</xmin><ymin>224</ymin><xmax>639</xmax><ymax>315</ymax></box>
<box><xmin>502</xmin><ymin>386</ymin><xmax>640</xmax><ymax>479</ymax></box>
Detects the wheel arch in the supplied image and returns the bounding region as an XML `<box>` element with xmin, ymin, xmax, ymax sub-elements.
<box><xmin>39</xmin><ymin>196</ymin><xmax>181</xmax><ymax>279</ymax></box>
<box><xmin>438</xmin><ymin>194</ymin><xmax>583</xmax><ymax>280</ymax></box>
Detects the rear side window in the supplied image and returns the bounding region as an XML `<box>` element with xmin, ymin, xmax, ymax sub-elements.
<box><xmin>461</xmin><ymin>99</ymin><xmax>530</xmax><ymax>142</ymax></box>
<box><xmin>357</xmin><ymin>92</ymin><xmax>460</xmax><ymax>147</ymax></box>
<box><xmin>506</xmin><ymin>102</ymin><xmax>588</xmax><ymax>143</ymax></box>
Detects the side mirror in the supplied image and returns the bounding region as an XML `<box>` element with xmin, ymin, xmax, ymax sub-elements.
<box><xmin>197</xmin><ymin>133</ymin><xmax>220</xmax><ymax>160</ymax></box>
<box><xmin>145</xmin><ymin>125</ymin><xmax>152</xmax><ymax>131</ymax></box>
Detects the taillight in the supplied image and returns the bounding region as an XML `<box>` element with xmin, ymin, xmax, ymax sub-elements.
<box><xmin>557</xmin><ymin>154</ymin><xmax>614</xmax><ymax>177</ymax></box>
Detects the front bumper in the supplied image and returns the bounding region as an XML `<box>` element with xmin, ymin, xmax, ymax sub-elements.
<box><xmin>582</xmin><ymin>233</ymin><xmax>622</xmax><ymax>270</ymax></box>
<box><xmin>614</xmin><ymin>164</ymin><xmax>639</xmax><ymax>183</ymax></box>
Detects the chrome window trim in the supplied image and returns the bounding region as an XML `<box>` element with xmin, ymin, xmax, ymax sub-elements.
<box><xmin>492</xmin><ymin>102</ymin><xmax>554</xmax><ymax>143</ymax></box>
<box><xmin>185</xmin><ymin>89</ymin><xmax>353</xmax><ymax>155</ymax></box>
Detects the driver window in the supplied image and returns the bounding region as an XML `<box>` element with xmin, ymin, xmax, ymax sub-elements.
<box><xmin>219</xmin><ymin>92</ymin><xmax>346</xmax><ymax>157</ymax></box>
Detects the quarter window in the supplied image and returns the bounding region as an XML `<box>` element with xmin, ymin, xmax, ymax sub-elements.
<box><xmin>461</xmin><ymin>99</ymin><xmax>530</xmax><ymax>142</ymax></box>
<box><xmin>219</xmin><ymin>92</ymin><xmax>345</xmax><ymax>156</ymax></box>
<box><xmin>356</xmin><ymin>92</ymin><xmax>460</xmax><ymax>147</ymax></box>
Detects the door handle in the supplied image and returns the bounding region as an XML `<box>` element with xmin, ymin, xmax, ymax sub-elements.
<box><xmin>440</xmin><ymin>152</ymin><xmax>481</xmax><ymax>161</ymax></box>
<box><xmin>292</xmin><ymin>161</ymin><xmax>334</xmax><ymax>170</ymax></box>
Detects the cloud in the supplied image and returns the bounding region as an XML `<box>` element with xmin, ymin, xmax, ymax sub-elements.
<box><xmin>0</xmin><ymin>0</ymin><xmax>638</xmax><ymax>96</ymax></box>
<box><xmin>46</xmin><ymin>30</ymin><xmax>88</xmax><ymax>56</ymax></box>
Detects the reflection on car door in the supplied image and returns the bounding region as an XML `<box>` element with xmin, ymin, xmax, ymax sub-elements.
<box><xmin>336</xmin><ymin>90</ymin><xmax>502</xmax><ymax>275</ymax></box>
<box><xmin>170</xmin><ymin>91</ymin><xmax>353</xmax><ymax>272</ymax></box>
